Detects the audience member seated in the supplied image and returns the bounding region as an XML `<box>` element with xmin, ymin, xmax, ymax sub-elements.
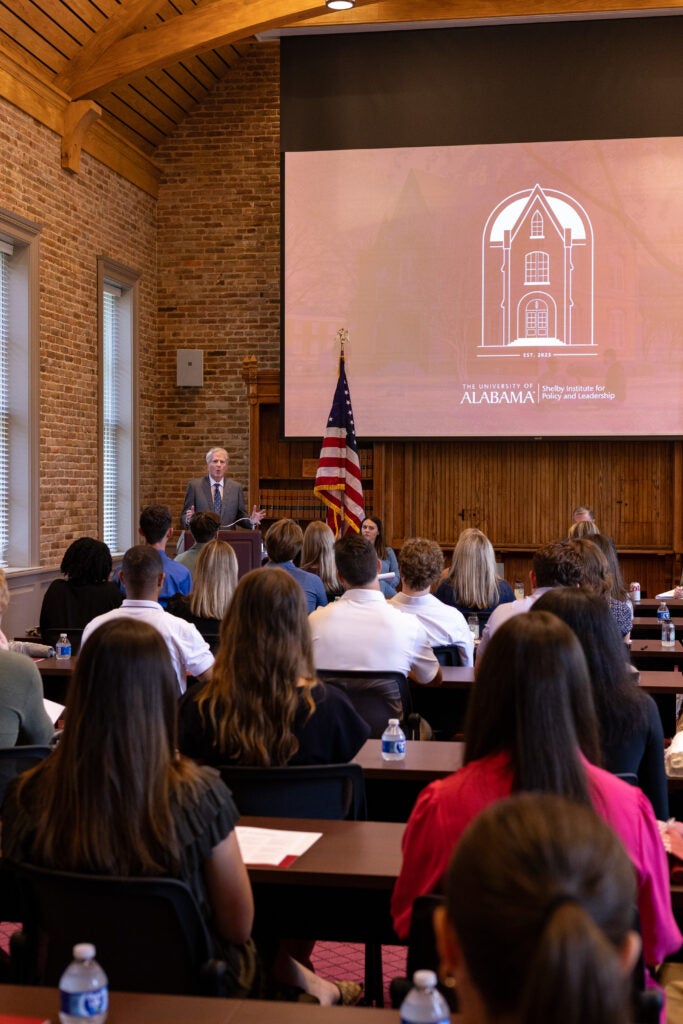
<box><xmin>361</xmin><ymin>516</ymin><xmax>400</xmax><ymax>598</ymax></box>
<box><xmin>178</xmin><ymin>567</ymin><xmax>369</xmax><ymax>766</ymax></box>
<box><xmin>390</xmin><ymin>612</ymin><xmax>681</xmax><ymax>974</ymax></box>
<box><xmin>2</xmin><ymin>618</ymin><xmax>259</xmax><ymax>998</ymax></box>
<box><xmin>310</xmin><ymin>534</ymin><xmax>441</xmax><ymax>686</ymax></box>
<box><xmin>40</xmin><ymin>537</ymin><xmax>122</xmax><ymax>646</ymax></box>
<box><xmin>435</xmin><ymin>793</ymin><xmax>640</xmax><ymax>1024</ymax></box>
<box><xmin>566</xmin><ymin>535</ymin><xmax>612</xmax><ymax>598</ymax></box>
<box><xmin>83</xmin><ymin>545</ymin><xmax>213</xmax><ymax>694</ymax></box>
<box><xmin>478</xmin><ymin>540</ymin><xmax>585</xmax><ymax>657</ymax></box>
<box><xmin>168</xmin><ymin>540</ymin><xmax>238</xmax><ymax>650</ymax></box>
<box><xmin>174</xmin><ymin>511</ymin><xmax>221</xmax><ymax>580</ymax></box>
<box><xmin>533</xmin><ymin>587</ymin><xmax>667</xmax><ymax>819</ymax></box>
<box><xmin>116</xmin><ymin>504</ymin><xmax>191</xmax><ymax>609</ymax></box>
<box><xmin>568</xmin><ymin>518</ymin><xmax>600</xmax><ymax>538</ymax></box>
<box><xmin>263</xmin><ymin>519</ymin><xmax>327</xmax><ymax>613</ymax></box>
<box><xmin>2</xmin><ymin>619</ymin><xmax>354</xmax><ymax>1005</ymax></box>
<box><xmin>300</xmin><ymin>521</ymin><xmax>343</xmax><ymax>602</ymax></box>
<box><xmin>389</xmin><ymin>538</ymin><xmax>473</xmax><ymax>666</ymax></box>
<box><xmin>0</xmin><ymin>567</ymin><xmax>53</xmax><ymax>749</ymax></box>
<box><xmin>434</xmin><ymin>528</ymin><xmax>514</xmax><ymax>621</ymax></box>
<box><xmin>589</xmin><ymin>532</ymin><xmax>634</xmax><ymax>639</ymax></box>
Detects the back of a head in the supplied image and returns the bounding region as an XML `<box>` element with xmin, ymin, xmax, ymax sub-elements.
<box><xmin>121</xmin><ymin>544</ymin><xmax>163</xmax><ymax>598</ymax></box>
<box><xmin>301</xmin><ymin>521</ymin><xmax>339</xmax><ymax>590</ymax></box>
<box><xmin>189</xmin><ymin>510</ymin><xmax>221</xmax><ymax>544</ymax></box>
<box><xmin>533</xmin><ymin>587</ymin><xmax>641</xmax><ymax>742</ymax></box>
<box><xmin>398</xmin><ymin>537</ymin><xmax>444</xmax><ymax>590</ymax></box>
<box><xmin>590</xmin><ymin>533</ymin><xmax>629</xmax><ymax>601</ymax></box>
<box><xmin>466</xmin><ymin>611</ymin><xmax>599</xmax><ymax>798</ymax></box>
<box><xmin>191</xmin><ymin>539</ymin><xmax>238</xmax><ymax>619</ymax></box>
<box><xmin>265</xmin><ymin>518</ymin><xmax>304</xmax><ymax>563</ymax></box>
<box><xmin>217</xmin><ymin>566</ymin><xmax>314</xmax><ymax>689</ymax></box>
<box><xmin>139</xmin><ymin>504</ymin><xmax>172</xmax><ymax>544</ymax></box>
<box><xmin>566</xmin><ymin>537</ymin><xmax>612</xmax><ymax>598</ymax></box>
<box><xmin>444</xmin><ymin>792</ymin><xmax>636</xmax><ymax>1024</ymax></box>
<box><xmin>532</xmin><ymin>540</ymin><xmax>585</xmax><ymax>589</ymax></box>
<box><xmin>334</xmin><ymin>533</ymin><xmax>378</xmax><ymax>587</ymax></box>
<box><xmin>60</xmin><ymin>537</ymin><xmax>113</xmax><ymax>585</ymax></box>
<box><xmin>569</xmin><ymin>519</ymin><xmax>600</xmax><ymax>538</ymax></box>
<box><xmin>449</xmin><ymin>528</ymin><xmax>498</xmax><ymax>608</ymax></box>
<box><xmin>210</xmin><ymin>567</ymin><xmax>314</xmax><ymax>764</ymax></box>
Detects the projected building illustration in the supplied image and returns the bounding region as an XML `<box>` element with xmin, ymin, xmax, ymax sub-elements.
<box><xmin>481</xmin><ymin>184</ymin><xmax>594</xmax><ymax>348</ymax></box>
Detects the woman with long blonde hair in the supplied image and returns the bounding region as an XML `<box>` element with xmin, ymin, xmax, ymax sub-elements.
<box><xmin>167</xmin><ymin>539</ymin><xmax>238</xmax><ymax>648</ymax></box>
<box><xmin>435</xmin><ymin>527</ymin><xmax>514</xmax><ymax>618</ymax></box>
<box><xmin>301</xmin><ymin>521</ymin><xmax>343</xmax><ymax>602</ymax></box>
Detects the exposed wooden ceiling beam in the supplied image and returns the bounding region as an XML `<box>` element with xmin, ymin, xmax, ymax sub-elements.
<box><xmin>290</xmin><ymin>0</ymin><xmax>683</xmax><ymax>27</ymax></box>
<box><xmin>61</xmin><ymin>0</ymin><xmax>351</xmax><ymax>100</ymax></box>
<box><xmin>55</xmin><ymin>0</ymin><xmax>173</xmax><ymax>96</ymax></box>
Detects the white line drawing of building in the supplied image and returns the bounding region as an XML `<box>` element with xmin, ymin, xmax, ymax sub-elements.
<box><xmin>481</xmin><ymin>184</ymin><xmax>594</xmax><ymax>348</ymax></box>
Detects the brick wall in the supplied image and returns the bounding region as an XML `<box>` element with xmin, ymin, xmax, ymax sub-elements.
<box><xmin>155</xmin><ymin>40</ymin><xmax>281</xmax><ymax>524</ymax></box>
<box><xmin>0</xmin><ymin>99</ymin><xmax>157</xmax><ymax>566</ymax></box>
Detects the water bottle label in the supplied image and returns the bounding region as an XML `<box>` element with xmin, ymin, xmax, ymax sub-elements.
<box><xmin>382</xmin><ymin>738</ymin><xmax>406</xmax><ymax>756</ymax></box>
<box><xmin>658</xmin><ymin>610</ymin><xmax>670</xmax><ymax>620</ymax></box>
<box><xmin>60</xmin><ymin>988</ymin><xmax>108</xmax><ymax>1017</ymax></box>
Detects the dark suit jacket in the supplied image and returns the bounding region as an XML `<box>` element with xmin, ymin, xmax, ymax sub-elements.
<box><xmin>181</xmin><ymin>476</ymin><xmax>252</xmax><ymax>529</ymax></box>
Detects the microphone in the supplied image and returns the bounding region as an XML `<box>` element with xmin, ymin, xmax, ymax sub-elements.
<box><xmin>222</xmin><ymin>516</ymin><xmax>256</xmax><ymax>529</ymax></box>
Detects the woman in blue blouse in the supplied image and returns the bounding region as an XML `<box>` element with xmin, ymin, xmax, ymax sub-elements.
<box><xmin>361</xmin><ymin>516</ymin><xmax>400</xmax><ymax>597</ymax></box>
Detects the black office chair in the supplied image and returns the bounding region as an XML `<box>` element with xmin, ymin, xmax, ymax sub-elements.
<box><xmin>318</xmin><ymin>670</ymin><xmax>419</xmax><ymax>739</ymax></box>
<box><xmin>7</xmin><ymin>864</ymin><xmax>228</xmax><ymax>996</ymax></box>
<box><xmin>431</xmin><ymin>644</ymin><xmax>464</xmax><ymax>667</ymax></box>
<box><xmin>218</xmin><ymin>762</ymin><xmax>367</xmax><ymax>821</ymax></box>
<box><xmin>0</xmin><ymin>744</ymin><xmax>54</xmax><ymax>807</ymax></box>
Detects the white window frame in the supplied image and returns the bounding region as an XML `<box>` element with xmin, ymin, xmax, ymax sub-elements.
<box><xmin>98</xmin><ymin>258</ymin><xmax>139</xmax><ymax>557</ymax></box>
<box><xmin>0</xmin><ymin>209</ymin><xmax>40</xmax><ymax>569</ymax></box>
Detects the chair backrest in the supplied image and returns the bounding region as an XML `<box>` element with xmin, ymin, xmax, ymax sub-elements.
<box><xmin>0</xmin><ymin>745</ymin><xmax>53</xmax><ymax>806</ymax></box>
<box><xmin>218</xmin><ymin>762</ymin><xmax>367</xmax><ymax>820</ymax></box>
<box><xmin>318</xmin><ymin>670</ymin><xmax>412</xmax><ymax>738</ymax></box>
<box><xmin>432</xmin><ymin>644</ymin><xmax>464</xmax><ymax>667</ymax></box>
<box><xmin>10</xmin><ymin>863</ymin><xmax>219</xmax><ymax>995</ymax></box>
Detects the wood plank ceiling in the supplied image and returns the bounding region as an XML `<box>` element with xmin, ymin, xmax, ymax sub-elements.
<box><xmin>1</xmin><ymin>0</ymin><xmax>681</xmax><ymax>194</ymax></box>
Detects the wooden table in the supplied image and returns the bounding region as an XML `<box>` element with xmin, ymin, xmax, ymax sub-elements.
<box><xmin>632</xmin><ymin>617</ymin><xmax>683</xmax><ymax>639</ymax></box>
<box><xmin>35</xmin><ymin>655</ymin><xmax>74</xmax><ymax>704</ymax></box>
<box><xmin>354</xmin><ymin>739</ymin><xmax>464</xmax><ymax>821</ymax></box>
<box><xmin>242</xmin><ymin>816</ymin><xmax>405</xmax><ymax>1006</ymax></box>
<box><xmin>630</xmin><ymin>599</ymin><xmax>683</xmax><ymax>618</ymax></box>
<box><xmin>0</xmin><ymin>985</ymin><xmax>420</xmax><ymax>1023</ymax></box>
<box><xmin>630</xmin><ymin>639</ymin><xmax>683</xmax><ymax>670</ymax></box>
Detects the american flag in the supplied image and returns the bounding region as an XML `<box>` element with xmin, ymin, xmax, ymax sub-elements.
<box><xmin>314</xmin><ymin>352</ymin><xmax>365</xmax><ymax>536</ymax></box>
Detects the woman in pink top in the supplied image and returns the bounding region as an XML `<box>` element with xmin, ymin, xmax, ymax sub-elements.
<box><xmin>392</xmin><ymin>611</ymin><xmax>681</xmax><ymax>970</ymax></box>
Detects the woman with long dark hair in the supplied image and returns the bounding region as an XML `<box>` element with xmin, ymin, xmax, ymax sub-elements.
<box><xmin>361</xmin><ymin>515</ymin><xmax>400</xmax><ymax>597</ymax></box>
<box><xmin>391</xmin><ymin>612</ymin><xmax>680</xmax><ymax>972</ymax></box>
<box><xmin>533</xmin><ymin>586</ymin><xmax>666</xmax><ymax>818</ymax></box>
<box><xmin>435</xmin><ymin>793</ymin><xmax>640</xmax><ymax>1024</ymax></box>
<box><xmin>2</xmin><ymin>619</ymin><xmax>258</xmax><ymax>996</ymax></box>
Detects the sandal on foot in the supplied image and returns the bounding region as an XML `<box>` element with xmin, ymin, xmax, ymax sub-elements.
<box><xmin>335</xmin><ymin>981</ymin><xmax>363</xmax><ymax>1006</ymax></box>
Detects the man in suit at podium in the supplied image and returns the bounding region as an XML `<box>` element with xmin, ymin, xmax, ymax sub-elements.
<box><xmin>181</xmin><ymin>446</ymin><xmax>266</xmax><ymax>531</ymax></box>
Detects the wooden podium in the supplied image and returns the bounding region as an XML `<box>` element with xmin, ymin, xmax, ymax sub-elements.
<box><xmin>181</xmin><ymin>529</ymin><xmax>263</xmax><ymax>579</ymax></box>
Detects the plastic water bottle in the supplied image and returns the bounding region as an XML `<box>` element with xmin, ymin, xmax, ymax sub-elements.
<box><xmin>55</xmin><ymin>633</ymin><xmax>72</xmax><ymax>660</ymax></box>
<box><xmin>467</xmin><ymin>614</ymin><xmax>480</xmax><ymax>639</ymax></box>
<box><xmin>400</xmin><ymin>969</ymin><xmax>450</xmax><ymax>1024</ymax></box>
<box><xmin>59</xmin><ymin>943</ymin><xmax>108</xmax><ymax>1024</ymax></box>
<box><xmin>381</xmin><ymin>718</ymin><xmax>406</xmax><ymax>761</ymax></box>
<box><xmin>662</xmin><ymin>620</ymin><xmax>676</xmax><ymax>647</ymax></box>
<box><xmin>657</xmin><ymin>602</ymin><xmax>670</xmax><ymax>622</ymax></box>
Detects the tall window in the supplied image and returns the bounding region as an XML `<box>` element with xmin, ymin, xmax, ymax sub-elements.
<box><xmin>0</xmin><ymin>210</ymin><xmax>40</xmax><ymax>569</ymax></box>
<box><xmin>530</xmin><ymin>211</ymin><xmax>544</xmax><ymax>237</ymax></box>
<box><xmin>525</xmin><ymin>251</ymin><xmax>550</xmax><ymax>285</ymax></box>
<box><xmin>99</xmin><ymin>259</ymin><xmax>139</xmax><ymax>556</ymax></box>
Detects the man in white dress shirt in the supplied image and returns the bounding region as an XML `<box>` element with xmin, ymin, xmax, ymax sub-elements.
<box><xmin>82</xmin><ymin>545</ymin><xmax>214</xmax><ymax>694</ymax></box>
<box><xmin>390</xmin><ymin>537</ymin><xmax>474</xmax><ymax>666</ymax></box>
<box><xmin>309</xmin><ymin>534</ymin><xmax>441</xmax><ymax>686</ymax></box>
